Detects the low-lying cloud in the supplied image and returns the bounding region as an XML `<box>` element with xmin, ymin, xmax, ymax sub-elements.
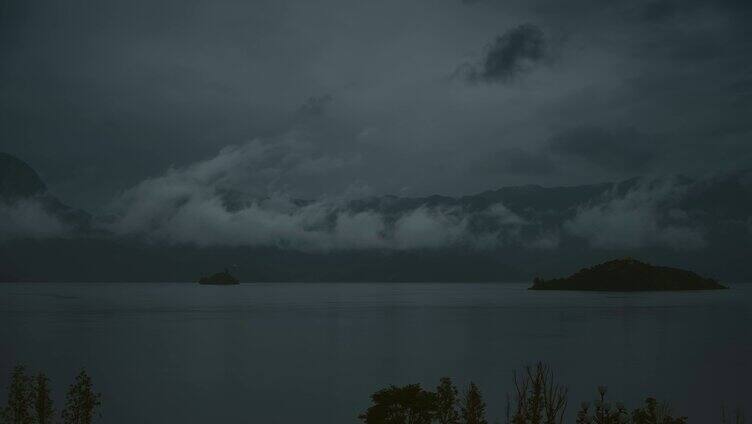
<box><xmin>102</xmin><ymin>140</ymin><xmax>726</xmax><ymax>252</ymax></box>
<box><xmin>564</xmin><ymin>178</ymin><xmax>705</xmax><ymax>249</ymax></box>
<box><xmin>107</xmin><ymin>190</ymin><xmax>533</xmax><ymax>251</ymax></box>
<box><xmin>0</xmin><ymin>199</ymin><xmax>70</xmax><ymax>240</ymax></box>
<box><xmin>105</xmin><ymin>137</ymin><xmax>535</xmax><ymax>250</ymax></box>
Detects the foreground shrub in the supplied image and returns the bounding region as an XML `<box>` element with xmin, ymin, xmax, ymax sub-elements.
<box><xmin>1</xmin><ymin>367</ymin><xmax>100</xmax><ymax>424</ymax></box>
<box><xmin>61</xmin><ymin>371</ymin><xmax>101</xmax><ymax>424</ymax></box>
<box><xmin>1</xmin><ymin>366</ymin><xmax>32</xmax><ymax>424</ymax></box>
<box><xmin>576</xmin><ymin>386</ymin><xmax>686</xmax><ymax>424</ymax></box>
<box><xmin>357</xmin><ymin>363</ymin><xmax>744</xmax><ymax>423</ymax></box>
<box><xmin>31</xmin><ymin>372</ymin><xmax>54</xmax><ymax>424</ymax></box>
<box><xmin>358</xmin><ymin>383</ymin><xmax>437</xmax><ymax>424</ymax></box>
<box><xmin>461</xmin><ymin>382</ymin><xmax>487</xmax><ymax>424</ymax></box>
<box><xmin>359</xmin><ymin>378</ymin><xmax>486</xmax><ymax>424</ymax></box>
<box><xmin>508</xmin><ymin>362</ymin><xmax>568</xmax><ymax>424</ymax></box>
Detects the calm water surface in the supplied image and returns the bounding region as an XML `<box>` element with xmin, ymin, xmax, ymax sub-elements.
<box><xmin>1</xmin><ymin>283</ymin><xmax>750</xmax><ymax>423</ymax></box>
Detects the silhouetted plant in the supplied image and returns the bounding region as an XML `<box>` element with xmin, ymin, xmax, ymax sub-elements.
<box><xmin>30</xmin><ymin>373</ymin><xmax>54</xmax><ymax>424</ymax></box>
<box><xmin>60</xmin><ymin>370</ymin><xmax>101</xmax><ymax>424</ymax></box>
<box><xmin>461</xmin><ymin>382</ymin><xmax>487</xmax><ymax>424</ymax></box>
<box><xmin>357</xmin><ymin>364</ymin><xmax>731</xmax><ymax>424</ymax></box>
<box><xmin>575</xmin><ymin>386</ymin><xmax>629</xmax><ymax>424</ymax></box>
<box><xmin>576</xmin><ymin>388</ymin><xmax>686</xmax><ymax>424</ymax></box>
<box><xmin>1</xmin><ymin>366</ymin><xmax>32</xmax><ymax>424</ymax></box>
<box><xmin>359</xmin><ymin>384</ymin><xmax>436</xmax><ymax>424</ymax></box>
<box><xmin>721</xmin><ymin>405</ymin><xmax>746</xmax><ymax>424</ymax></box>
<box><xmin>509</xmin><ymin>362</ymin><xmax>568</xmax><ymax>424</ymax></box>
<box><xmin>435</xmin><ymin>378</ymin><xmax>460</xmax><ymax>424</ymax></box>
<box><xmin>631</xmin><ymin>397</ymin><xmax>686</xmax><ymax>424</ymax></box>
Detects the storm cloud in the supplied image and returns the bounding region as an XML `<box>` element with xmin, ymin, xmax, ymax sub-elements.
<box><xmin>462</xmin><ymin>24</ymin><xmax>547</xmax><ymax>83</ymax></box>
<box><xmin>295</xmin><ymin>94</ymin><xmax>334</xmax><ymax>119</ymax></box>
<box><xmin>1</xmin><ymin>0</ymin><xmax>751</xmax><ymax>214</ymax></box>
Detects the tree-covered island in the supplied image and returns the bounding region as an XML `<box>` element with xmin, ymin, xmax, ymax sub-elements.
<box><xmin>530</xmin><ymin>258</ymin><xmax>727</xmax><ymax>291</ymax></box>
<box><xmin>197</xmin><ymin>269</ymin><xmax>240</xmax><ymax>285</ymax></box>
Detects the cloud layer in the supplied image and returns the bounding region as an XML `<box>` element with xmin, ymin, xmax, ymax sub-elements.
<box><xmin>3</xmin><ymin>0</ymin><xmax>751</xmax><ymax>210</ymax></box>
<box><xmin>104</xmin><ymin>138</ymin><xmax>545</xmax><ymax>250</ymax></box>
<box><xmin>564</xmin><ymin>178</ymin><xmax>705</xmax><ymax>249</ymax></box>
<box><xmin>0</xmin><ymin>199</ymin><xmax>70</xmax><ymax>241</ymax></box>
<box><xmin>102</xmin><ymin>141</ymin><xmax>727</xmax><ymax>252</ymax></box>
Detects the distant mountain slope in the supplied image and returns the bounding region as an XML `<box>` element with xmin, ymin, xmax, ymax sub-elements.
<box><xmin>0</xmin><ymin>152</ymin><xmax>47</xmax><ymax>200</ymax></box>
<box><xmin>346</xmin><ymin>182</ymin><xmax>619</xmax><ymax>215</ymax></box>
<box><xmin>348</xmin><ymin>172</ymin><xmax>751</xmax><ymax>220</ymax></box>
<box><xmin>0</xmin><ymin>152</ymin><xmax>91</xmax><ymax>232</ymax></box>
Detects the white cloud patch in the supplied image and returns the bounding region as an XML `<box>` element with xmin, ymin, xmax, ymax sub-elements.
<box><xmin>0</xmin><ymin>199</ymin><xmax>70</xmax><ymax>240</ymax></box>
<box><xmin>564</xmin><ymin>178</ymin><xmax>705</xmax><ymax>250</ymax></box>
<box><xmin>392</xmin><ymin>207</ymin><xmax>469</xmax><ymax>249</ymax></box>
<box><xmin>524</xmin><ymin>231</ymin><xmax>560</xmax><ymax>249</ymax></box>
<box><xmin>107</xmin><ymin>185</ymin><xmax>529</xmax><ymax>250</ymax></box>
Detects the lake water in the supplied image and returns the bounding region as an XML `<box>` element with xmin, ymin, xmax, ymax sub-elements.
<box><xmin>1</xmin><ymin>283</ymin><xmax>750</xmax><ymax>423</ymax></box>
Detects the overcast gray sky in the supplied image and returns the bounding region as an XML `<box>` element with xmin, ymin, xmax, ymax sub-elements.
<box><xmin>2</xmin><ymin>0</ymin><xmax>751</xmax><ymax>211</ymax></box>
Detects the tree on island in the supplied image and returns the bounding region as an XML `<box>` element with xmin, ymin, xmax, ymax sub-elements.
<box><xmin>198</xmin><ymin>268</ymin><xmax>239</xmax><ymax>284</ymax></box>
<box><xmin>61</xmin><ymin>371</ymin><xmax>101</xmax><ymax>424</ymax></box>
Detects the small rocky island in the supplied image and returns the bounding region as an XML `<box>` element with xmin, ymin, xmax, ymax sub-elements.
<box><xmin>197</xmin><ymin>269</ymin><xmax>239</xmax><ymax>285</ymax></box>
<box><xmin>530</xmin><ymin>258</ymin><xmax>727</xmax><ymax>291</ymax></box>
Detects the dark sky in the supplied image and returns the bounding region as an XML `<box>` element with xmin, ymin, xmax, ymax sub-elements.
<box><xmin>2</xmin><ymin>0</ymin><xmax>751</xmax><ymax>211</ymax></box>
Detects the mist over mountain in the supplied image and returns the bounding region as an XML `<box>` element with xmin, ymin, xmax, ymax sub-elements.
<box><xmin>0</xmin><ymin>153</ymin><xmax>91</xmax><ymax>240</ymax></box>
<box><xmin>1</xmin><ymin>152</ymin><xmax>750</xmax><ymax>282</ymax></box>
